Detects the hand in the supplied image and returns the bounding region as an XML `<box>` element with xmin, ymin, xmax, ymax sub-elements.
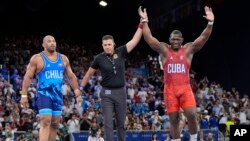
<box><xmin>20</xmin><ymin>97</ymin><xmax>28</xmax><ymax>108</ymax></box>
<box><xmin>138</xmin><ymin>6</ymin><xmax>148</xmax><ymax>19</ymax></box>
<box><xmin>203</xmin><ymin>6</ymin><xmax>214</xmax><ymax>22</ymax></box>
<box><xmin>74</xmin><ymin>89</ymin><xmax>82</xmax><ymax>107</ymax></box>
<box><xmin>76</xmin><ymin>96</ymin><xmax>82</xmax><ymax>107</ymax></box>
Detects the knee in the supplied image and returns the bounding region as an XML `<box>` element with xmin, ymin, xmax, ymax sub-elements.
<box><xmin>40</xmin><ymin>118</ymin><xmax>51</xmax><ymax>128</ymax></box>
<box><xmin>51</xmin><ymin>121</ymin><xmax>59</xmax><ymax>129</ymax></box>
<box><xmin>171</xmin><ymin>118</ymin><xmax>180</xmax><ymax>126</ymax></box>
<box><xmin>186</xmin><ymin>112</ymin><xmax>197</xmax><ymax>123</ymax></box>
<box><xmin>170</xmin><ymin>115</ymin><xmax>180</xmax><ymax>125</ymax></box>
<box><xmin>171</xmin><ymin>117</ymin><xmax>180</xmax><ymax>126</ymax></box>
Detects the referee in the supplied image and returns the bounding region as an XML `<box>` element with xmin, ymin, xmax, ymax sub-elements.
<box><xmin>80</xmin><ymin>21</ymin><xmax>143</xmax><ymax>141</ymax></box>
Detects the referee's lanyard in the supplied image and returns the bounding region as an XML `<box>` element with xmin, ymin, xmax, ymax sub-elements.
<box><xmin>106</xmin><ymin>55</ymin><xmax>117</xmax><ymax>75</ymax></box>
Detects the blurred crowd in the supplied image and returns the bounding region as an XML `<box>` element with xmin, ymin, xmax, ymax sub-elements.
<box><xmin>0</xmin><ymin>36</ymin><xmax>249</xmax><ymax>141</ymax></box>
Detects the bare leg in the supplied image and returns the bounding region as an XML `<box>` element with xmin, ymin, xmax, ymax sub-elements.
<box><xmin>169</xmin><ymin>111</ymin><xmax>181</xmax><ymax>139</ymax></box>
<box><xmin>39</xmin><ymin>115</ymin><xmax>52</xmax><ymax>141</ymax></box>
<box><xmin>184</xmin><ymin>107</ymin><xmax>198</xmax><ymax>141</ymax></box>
<box><xmin>49</xmin><ymin>116</ymin><xmax>61</xmax><ymax>141</ymax></box>
<box><xmin>184</xmin><ymin>107</ymin><xmax>198</xmax><ymax>134</ymax></box>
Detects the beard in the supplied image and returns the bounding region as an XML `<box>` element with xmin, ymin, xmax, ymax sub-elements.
<box><xmin>48</xmin><ymin>50</ymin><xmax>55</xmax><ymax>53</ymax></box>
<box><xmin>173</xmin><ymin>47</ymin><xmax>180</xmax><ymax>51</ymax></box>
<box><xmin>46</xmin><ymin>47</ymin><xmax>56</xmax><ymax>53</ymax></box>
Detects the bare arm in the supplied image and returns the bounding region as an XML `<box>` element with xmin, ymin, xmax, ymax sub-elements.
<box><xmin>138</xmin><ymin>6</ymin><xmax>167</xmax><ymax>57</ymax></box>
<box><xmin>22</xmin><ymin>55</ymin><xmax>38</xmax><ymax>96</ymax></box>
<box><xmin>125</xmin><ymin>22</ymin><xmax>143</xmax><ymax>53</ymax></box>
<box><xmin>80</xmin><ymin>67</ymin><xmax>96</xmax><ymax>88</ymax></box>
<box><xmin>62</xmin><ymin>55</ymin><xmax>79</xmax><ymax>93</ymax></box>
<box><xmin>187</xmin><ymin>6</ymin><xmax>214</xmax><ymax>53</ymax></box>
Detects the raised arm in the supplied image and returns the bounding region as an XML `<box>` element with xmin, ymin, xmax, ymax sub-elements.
<box><xmin>21</xmin><ymin>54</ymin><xmax>38</xmax><ymax>105</ymax></box>
<box><xmin>125</xmin><ymin>17</ymin><xmax>143</xmax><ymax>53</ymax></box>
<box><xmin>188</xmin><ymin>6</ymin><xmax>215</xmax><ymax>53</ymax></box>
<box><xmin>138</xmin><ymin>6</ymin><xmax>167</xmax><ymax>56</ymax></box>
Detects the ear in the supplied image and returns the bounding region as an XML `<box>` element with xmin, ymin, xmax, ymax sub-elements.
<box><xmin>180</xmin><ymin>38</ymin><xmax>184</xmax><ymax>44</ymax></box>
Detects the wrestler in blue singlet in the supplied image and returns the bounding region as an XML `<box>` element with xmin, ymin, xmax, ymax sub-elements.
<box><xmin>36</xmin><ymin>52</ymin><xmax>64</xmax><ymax>116</ymax></box>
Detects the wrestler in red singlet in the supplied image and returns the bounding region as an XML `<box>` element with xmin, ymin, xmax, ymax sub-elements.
<box><xmin>164</xmin><ymin>47</ymin><xmax>196</xmax><ymax>113</ymax></box>
<box><xmin>139</xmin><ymin>5</ymin><xmax>214</xmax><ymax>141</ymax></box>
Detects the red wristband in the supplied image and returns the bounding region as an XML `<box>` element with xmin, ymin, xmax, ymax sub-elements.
<box><xmin>138</xmin><ymin>23</ymin><xmax>143</xmax><ymax>29</ymax></box>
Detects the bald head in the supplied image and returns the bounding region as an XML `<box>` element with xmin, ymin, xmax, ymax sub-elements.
<box><xmin>42</xmin><ymin>35</ymin><xmax>57</xmax><ymax>53</ymax></box>
<box><xmin>43</xmin><ymin>35</ymin><xmax>55</xmax><ymax>43</ymax></box>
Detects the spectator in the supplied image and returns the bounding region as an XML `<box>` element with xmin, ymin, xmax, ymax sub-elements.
<box><xmin>150</xmin><ymin>132</ymin><xmax>159</xmax><ymax>141</ymax></box>
<box><xmin>87</xmin><ymin>128</ymin><xmax>104</xmax><ymax>141</ymax></box>
<box><xmin>67</xmin><ymin>114</ymin><xmax>80</xmax><ymax>133</ymax></box>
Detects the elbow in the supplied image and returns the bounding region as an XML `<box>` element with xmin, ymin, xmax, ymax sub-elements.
<box><xmin>68</xmin><ymin>74</ymin><xmax>77</xmax><ymax>81</ymax></box>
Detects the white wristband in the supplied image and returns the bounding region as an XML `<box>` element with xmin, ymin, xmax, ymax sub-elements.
<box><xmin>140</xmin><ymin>18</ymin><xmax>148</xmax><ymax>23</ymax></box>
<box><xmin>208</xmin><ymin>21</ymin><xmax>214</xmax><ymax>25</ymax></box>
<box><xmin>21</xmin><ymin>95</ymin><xmax>28</xmax><ymax>98</ymax></box>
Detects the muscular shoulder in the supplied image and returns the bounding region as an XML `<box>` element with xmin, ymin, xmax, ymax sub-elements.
<box><xmin>160</xmin><ymin>42</ymin><xmax>170</xmax><ymax>50</ymax></box>
<box><xmin>60</xmin><ymin>54</ymin><xmax>69</xmax><ymax>62</ymax></box>
<box><xmin>30</xmin><ymin>54</ymin><xmax>42</xmax><ymax>64</ymax></box>
<box><xmin>183</xmin><ymin>42</ymin><xmax>195</xmax><ymax>53</ymax></box>
<box><xmin>27</xmin><ymin>54</ymin><xmax>44</xmax><ymax>72</ymax></box>
<box><xmin>183</xmin><ymin>42</ymin><xmax>193</xmax><ymax>48</ymax></box>
<box><xmin>160</xmin><ymin>42</ymin><xmax>169</xmax><ymax>47</ymax></box>
<box><xmin>60</xmin><ymin>53</ymin><xmax>71</xmax><ymax>68</ymax></box>
<box><xmin>157</xmin><ymin>42</ymin><xmax>169</xmax><ymax>57</ymax></box>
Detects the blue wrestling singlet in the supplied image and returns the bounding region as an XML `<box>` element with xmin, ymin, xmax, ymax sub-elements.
<box><xmin>36</xmin><ymin>52</ymin><xmax>64</xmax><ymax>116</ymax></box>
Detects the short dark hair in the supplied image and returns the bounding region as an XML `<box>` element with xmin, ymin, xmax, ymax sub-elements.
<box><xmin>170</xmin><ymin>30</ymin><xmax>182</xmax><ymax>37</ymax></box>
<box><xmin>102</xmin><ymin>35</ymin><xmax>114</xmax><ymax>41</ymax></box>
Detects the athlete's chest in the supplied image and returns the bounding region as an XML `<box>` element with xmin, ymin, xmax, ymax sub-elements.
<box><xmin>167</xmin><ymin>50</ymin><xmax>187</xmax><ymax>63</ymax></box>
